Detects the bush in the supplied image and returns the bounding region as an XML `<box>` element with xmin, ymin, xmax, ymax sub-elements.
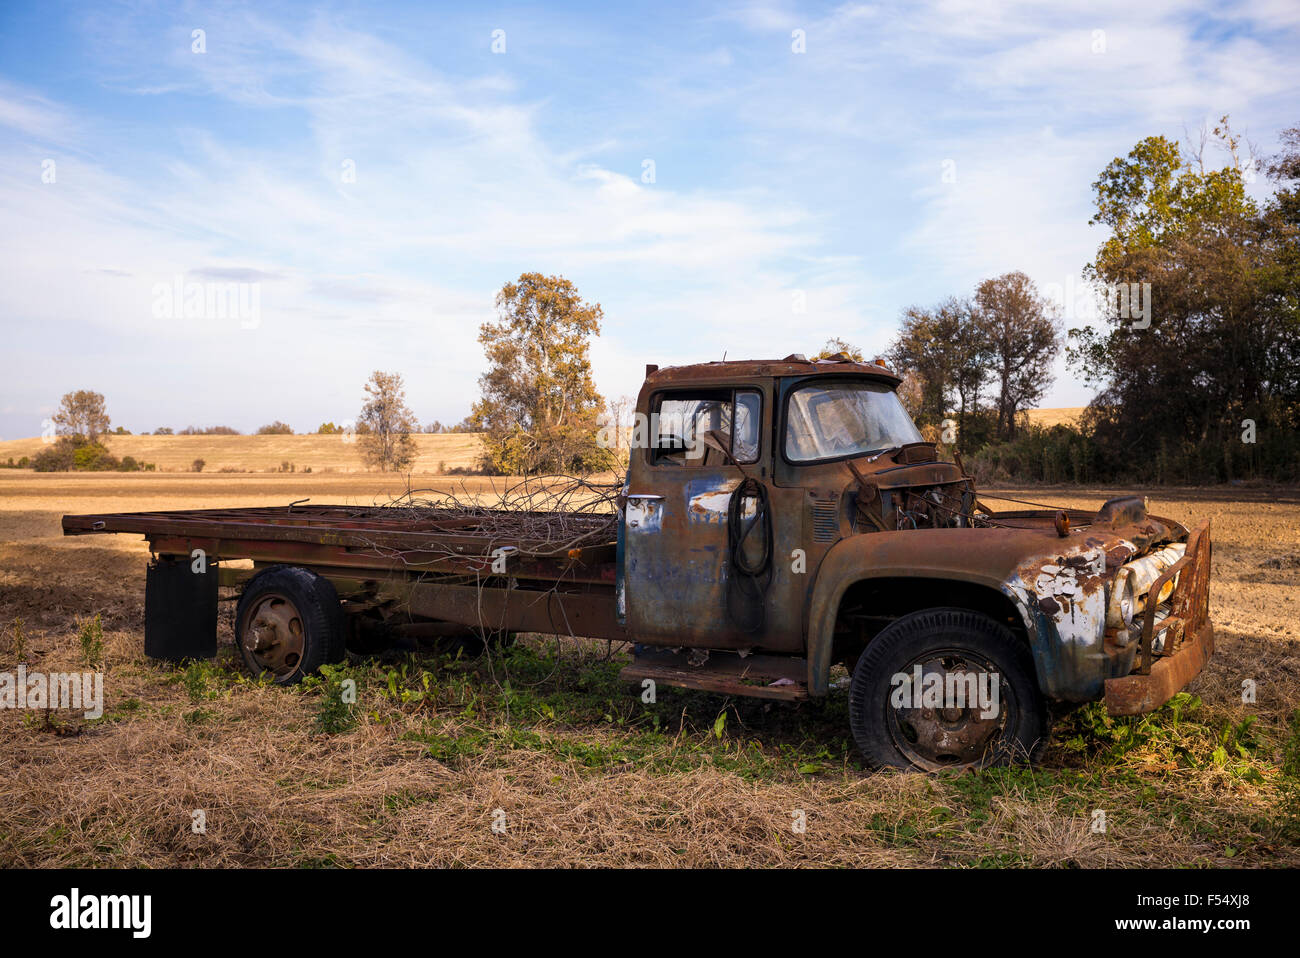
<box><xmin>179</xmin><ymin>425</ymin><xmax>240</xmax><ymax>435</ymax></box>
<box><xmin>73</xmin><ymin>442</ymin><xmax>120</xmax><ymax>471</ymax></box>
<box><xmin>31</xmin><ymin>439</ymin><xmax>76</xmax><ymax>472</ymax></box>
<box><xmin>966</xmin><ymin>424</ymin><xmax>1096</xmax><ymax>484</ymax></box>
<box><xmin>257</xmin><ymin>421</ymin><xmax>294</xmax><ymax>435</ymax></box>
<box><xmin>30</xmin><ymin>437</ymin><xmax>150</xmax><ymax>472</ymax></box>
<box><xmin>192</xmin><ymin>458</ymin><xmax>206</xmax><ymax>473</ymax></box>
<box><xmin>77</xmin><ymin>613</ymin><xmax>104</xmax><ymax>669</ymax></box>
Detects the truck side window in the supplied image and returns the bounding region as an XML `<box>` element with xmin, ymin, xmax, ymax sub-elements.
<box><xmin>653</xmin><ymin>389</ymin><xmax>761</xmax><ymax>467</ymax></box>
<box><xmin>732</xmin><ymin>390</ymin><xmax>760</xmax><ymax>463</ymax></box>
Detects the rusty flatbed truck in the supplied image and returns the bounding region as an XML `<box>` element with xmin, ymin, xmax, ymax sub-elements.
<box><xmin>63</xmin><ymin>355</ymin><xmax>1213</xmax><ymax>770</ymax></box>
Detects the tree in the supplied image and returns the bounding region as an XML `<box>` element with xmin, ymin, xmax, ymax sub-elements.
<box><xmin>53</xmin><ymin>390</ymin><xmax>110</xmax><ymax>443</ymax></box>
<box><xmin>357</xmin><ymin>370</ymin><xmax>418</xmax><ymax>471</ymax></box>
<box><xmin>317</xmin><ymin>422</ymin><xmax>344</xmax><ymax>434</ymax></box>
<box><xmin>602</xmin><ymin>395</ymin><xmax>636</xmax><ymax>453</ymax></box>
<box><xmin>888</xmin><ymin>297</ymin><xmax>984</xmax><ymax>429</ymax></box>
<box><xmin>813</xmin><ymin>337</ymin><xmax>864</xmax><ymax>361</ymax></box>
<box><xmin>1067</xmin><ymin>118</ymin><xmax>1299</xmax><ymax>480</ymax></box>
<box><xmin>974</xmin><ymin>272</ymin><xmax>1059</xmax><ymax>441</ymax></box>
<box><xmin>471</xmin><ymin>272</ymin><xmax>611</xmax><ymax>474</ymax></box>
<box><xmin>257</xmin><ymin>421</ymin><xmax>294</xmax><ymax>435</ymax></box>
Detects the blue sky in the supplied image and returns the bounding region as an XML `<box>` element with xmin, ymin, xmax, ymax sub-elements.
<box><xmin>1</xmin><ymin>0</ymin><xmax>1298</xmax><ymax>438</ymax></box>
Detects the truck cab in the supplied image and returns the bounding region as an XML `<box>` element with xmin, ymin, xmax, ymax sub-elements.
<box><xmin>616</xmin><ymin>354</ymin><xmax>1214</xmax><ymax>769</ymax></box>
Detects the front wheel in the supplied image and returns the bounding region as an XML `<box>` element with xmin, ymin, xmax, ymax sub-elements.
<box><xmin>848</xmin><ymin>607</ymin><xmax>1047</xmax><ymax>771</ymax></box>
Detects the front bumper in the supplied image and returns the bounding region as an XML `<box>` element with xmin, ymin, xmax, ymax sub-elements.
<box><xmin>1104</xmin><ymin>519</ymin><xmax>1213</xmax><ymax>715</ymax></box>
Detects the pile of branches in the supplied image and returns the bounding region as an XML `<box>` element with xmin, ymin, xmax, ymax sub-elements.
<box><xmin>378</xmin><ymin>473</ymin><xmax>623</xmax><ymax>558</ymax></box>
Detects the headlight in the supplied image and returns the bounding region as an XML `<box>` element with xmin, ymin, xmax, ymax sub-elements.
<box><xmin>1106</xmin><ymin>568</ymin><xmax>1136</xmax><ymax>631</ymax></box>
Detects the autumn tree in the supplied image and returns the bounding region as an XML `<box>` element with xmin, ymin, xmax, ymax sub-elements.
<box><xmin>471</xmin><ymin>273</ymin><xmax>611</xmax><ymax>474</ymax></box>
<box><xmin>974</xmin><ymin>272</ymin><xmax>1060</xmax><ymax>441</ymax></box>
<box><xmin>53</xmin><ymin>390</ymin><xmax>110</xmax><ymax>442</ymax></box>
<box><xmin>813</xmin><ymin>337</ymin><xmax>864</xmax><ymax>361</ymax></box>
<box><xmin>357</xmin><ymin>370</ymin><xmax>419</xmax><ymax>472</ymax></box>
<box><xmin>1068</xmin><ymin>118</ymin><xmax>1300</xmax><ymax>480</ymax></box>
<box><xmin>887</xmin><ymin>297</ymin><xmax>984</xmax><ymax>429</ymax></box>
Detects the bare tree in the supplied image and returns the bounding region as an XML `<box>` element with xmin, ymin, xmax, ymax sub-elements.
<box><xmin>53</xmin><ymin>390</ymin><xmax>110</xmax><ymax>443</ymax></box>
<box><xmin>605</xmin><ymin>394</ymin><xmax>636</xmax><ymax>452</ymax></box>
<box><xmin>357</xmin><ymin>371</ymin><xmax>419</xmax><ymax>471</ymax></box>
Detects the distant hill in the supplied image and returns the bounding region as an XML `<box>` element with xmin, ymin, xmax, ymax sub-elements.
<box><xmin>0</xmin><ymin>433</ymin><xmax>485</xmax><ymax>473</ymax></box>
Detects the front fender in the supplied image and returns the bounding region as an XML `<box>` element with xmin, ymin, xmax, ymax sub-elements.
<box><xmin>804</xmin><ymin>527</ymin><xmax>1115</xmax><ymax>700</ymax></box>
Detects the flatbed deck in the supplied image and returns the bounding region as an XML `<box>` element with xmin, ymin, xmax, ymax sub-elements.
<box><xmin>63</xmin><ymin>504</ymin><xmax>619</xmax><ymax>580</ymax></box>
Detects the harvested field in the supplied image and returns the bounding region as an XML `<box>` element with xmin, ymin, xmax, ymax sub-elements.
<box><xmin>0</xmin><ymin>432</ymin><xmax>485</xmax><ymax>474</ymax></box>
<box><xmin>2</xmin><ymin>472</ymin><xmax>1299</xmax><ymax>867</ymax></box>
<box><xmin>1022</xmin><ymin>407</ymin><xmax>1085</xmax><ymax>429</ymax></box>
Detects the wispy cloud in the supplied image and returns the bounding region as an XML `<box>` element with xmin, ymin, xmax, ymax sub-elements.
<box><xmin>0</xmin><ymin>0</ymin><xmax>1297</xmax><ymax>436</ymax></box>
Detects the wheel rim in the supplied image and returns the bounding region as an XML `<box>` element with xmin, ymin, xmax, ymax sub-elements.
<box><xmin>239</xmin><ymin>591</ymin><xmax>306</xmax><ymax>678</ymax></box>
<box><xmin>884</xmin><ymin>648</ymin><xmax>1015</xmax><ymax>770</ymax></box>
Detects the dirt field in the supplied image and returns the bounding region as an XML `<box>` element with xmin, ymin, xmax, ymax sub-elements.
<box><xmin>2</xmin><ymin>472</ymin><xmax>1298</xmax><ymax>867</ymax></box>
<box><xmin>0</xmin><ymin>432</ymin><xmax>485</xmax><ymax>474</ymax></box>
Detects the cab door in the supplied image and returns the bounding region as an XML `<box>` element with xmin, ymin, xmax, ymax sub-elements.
<box><xmin>624</xmin><ymin>386</ymin><xmax>796</xmax><ymax>649</ymax></box>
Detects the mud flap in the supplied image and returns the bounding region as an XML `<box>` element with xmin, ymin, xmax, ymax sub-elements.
<box><xmin>144</xmin><ymin>555</ymin><xmax>217</xmax><ymax>661</ymax></box>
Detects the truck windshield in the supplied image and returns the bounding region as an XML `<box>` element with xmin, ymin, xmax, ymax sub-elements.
<box><xmin>784</xmin><ymin>380</ymin><xmax>923</xmax><ymax>463</ymax></box>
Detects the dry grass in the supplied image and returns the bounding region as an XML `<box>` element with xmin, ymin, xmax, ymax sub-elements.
<box><xmin>1022</xmin><ymin>407</ymin><xmax>1085</xmax><ymax>429</ymax></box>
<box><xmin>2</xmin><ymin>474</ymin><xmax>1299</xmax><ymax>868</ymax></box>
<box><xmin>0</xmin><ymin>432</ymin><xmax>485</xmax><ymax>473</ymax></box>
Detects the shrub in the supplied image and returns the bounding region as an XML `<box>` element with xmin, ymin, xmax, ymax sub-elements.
<box><xmin>179</xmin><ymin>425</ymin><xmax>239</xmax><ymax>435</ymax></box>
<box><xmin>257</xmin><ymin>421</ymin><xmax>294</xmax><ymax>435</ymax></box>
<box><xmin>966</xmin><ymin>424</ymin><xmax>1096</xmax><ymax>484</ymax></box>
<box><xmin>192</xmin><ymin>458</ymin><xmax>206</xmax><ymax>473</ymax></box>
<box><xmin>73</xmin><ymin>441</ymin><xmax>120</xmax><ymax>471</ymax></box>
<box><xmin>77</xmin><ymin>614</ymin><xmax>104</xmax><ymax>669</ymax></box>
<box><xmin>31</xmin><ymin>438</ymin><xmax>79</xmax><ymax>472</ymax></box>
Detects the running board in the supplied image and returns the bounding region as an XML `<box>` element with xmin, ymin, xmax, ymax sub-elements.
<box><xmin>620</xmin><ymin>649</ymin><xmax>808</xmax><ymax>701</ymax></box>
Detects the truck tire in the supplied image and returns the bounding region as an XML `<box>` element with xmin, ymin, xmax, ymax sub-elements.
<box><xmin>848</xmin><ymin>607</ymin><xmax>1046</xmax><ymax>771</ymax></box>
<box><xmin>235</xmin><ymin>566</ymin><xmax>345</xmax><ymax>684</ymax></box>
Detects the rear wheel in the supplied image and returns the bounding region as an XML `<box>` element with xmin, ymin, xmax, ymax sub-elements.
<box><xmin>848</xmin><ymin>607</ymin><xmax>1046</xmax><ymax>771</ymax></box>
<box><xmin>235</xmin><ymin>566</ymin><xmax>345</xmax><ymax>684</ymax></box>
